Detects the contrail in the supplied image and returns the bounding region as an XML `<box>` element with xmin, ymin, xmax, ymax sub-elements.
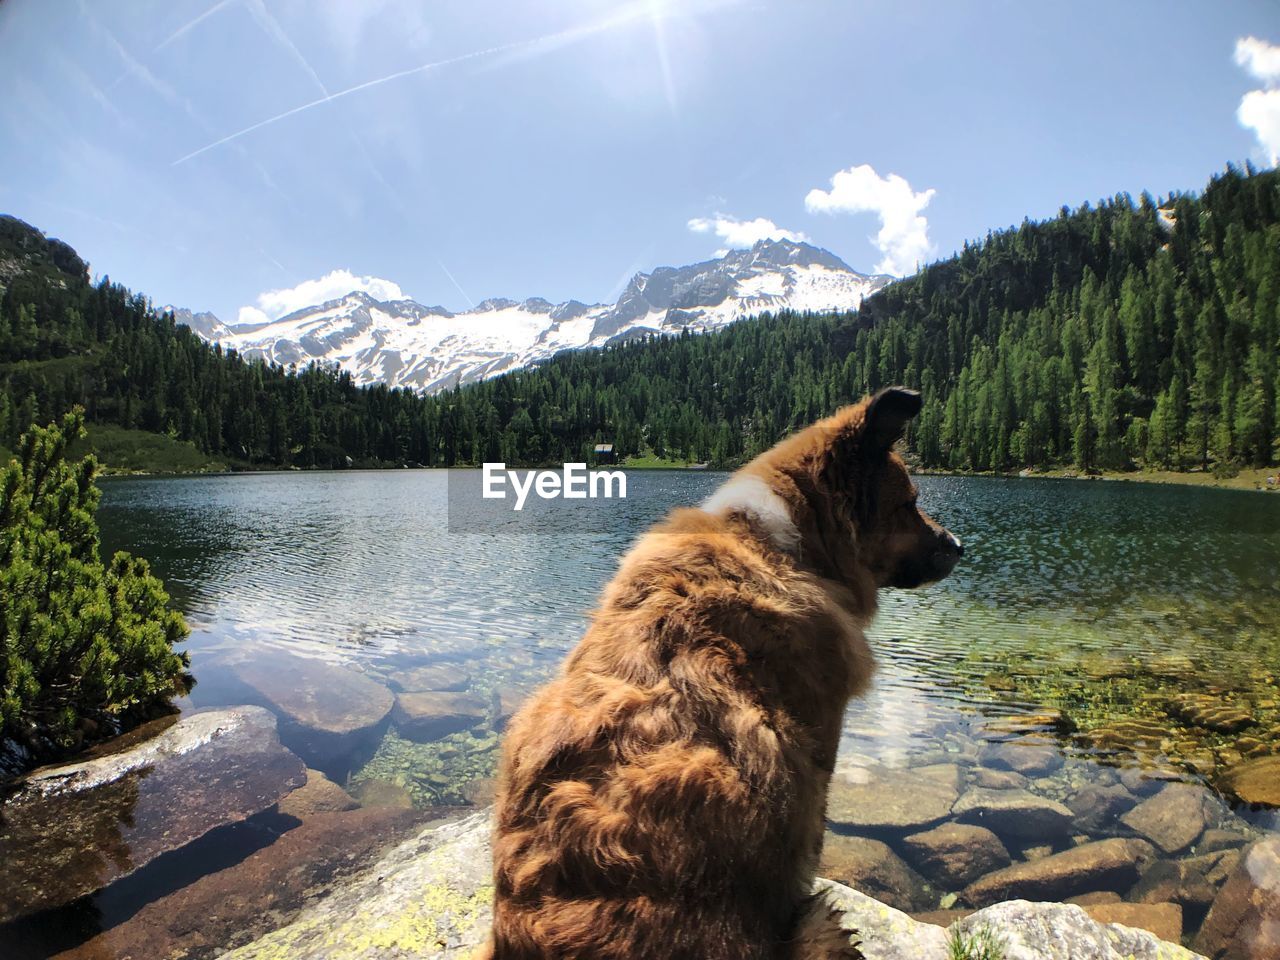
<box><xmin>155</xmin><ymin>0</ymin><xmax>236</xmax><ymax>52</ymax></box>
<box><xmin>437</xmin><ymin>260</ymin><xmax>476</xmax><ymax>311</ymax></box>
<box><xmin>172</xmin><ymin>6</ymin><xmax>652</xmax><ymax>166</ymax></box>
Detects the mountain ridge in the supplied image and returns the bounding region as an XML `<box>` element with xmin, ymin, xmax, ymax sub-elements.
<box><xmin>187</xmin><ymin>239</ymin><xmax>892</xmax><ymax>394</ymax></box>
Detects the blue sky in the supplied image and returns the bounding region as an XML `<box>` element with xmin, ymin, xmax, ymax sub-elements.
<box><xmin>1</xmin><ymin>1</ymin><xmax>1278</xmax><ymax>325</ymax></box>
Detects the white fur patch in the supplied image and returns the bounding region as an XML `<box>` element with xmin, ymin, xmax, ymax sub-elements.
<box><xmin>702</xmin><ymin>475</ymin><xmax>801</xmax><ymax>554</ymax></box>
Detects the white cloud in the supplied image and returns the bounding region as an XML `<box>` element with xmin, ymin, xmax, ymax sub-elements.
<box><xmin>805</xmin><ymin>164</ymin><xmax>935</xmax><ymax>276</ymax></box>
<box><xmin>1235</xmin><ymin>36</ymin><xmax>1280</xmax><ymax>84</ymax></box>
<box><xmin>687</xmin><ymin>214</ymin><xmax>808</xmax><ymax>252</ymax></box>
<box><xmin>237</xmin><ymin>269</ymin><xmax>408</xmax><ymax>325</ymax></box>
<box><xmin>1235</xmin><ymin>37</ymin><xmax>1280</xmax><ymax>165</ymax></box>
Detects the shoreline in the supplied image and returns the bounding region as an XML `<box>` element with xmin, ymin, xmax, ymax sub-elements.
<box><xmin>914</xmin><ymin>465</ymin><xmax>1279</xmax><ymax>493</ymax></box>
<box><xmin>92</xmin><ymin>460</ymin><xmax>1280</xmax><ymax>492</ymax></box>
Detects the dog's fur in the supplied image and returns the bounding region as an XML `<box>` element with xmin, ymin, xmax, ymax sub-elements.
<box><xmin>483</xmin><ymin>388</ymin><xmax>961</xmax><ymax>960</ymax></box>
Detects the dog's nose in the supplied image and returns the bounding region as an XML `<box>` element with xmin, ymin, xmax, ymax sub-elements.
<box><xmin>955</xmin><ymin>539</ymin><xmax>964</xmax><ymax>558</ymax></box>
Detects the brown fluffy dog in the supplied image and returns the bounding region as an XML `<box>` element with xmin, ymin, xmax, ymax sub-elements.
<box><xmin>484</xmin><ymin>388</ymin><xmax>962</xmax><ymax>960</ymax></box>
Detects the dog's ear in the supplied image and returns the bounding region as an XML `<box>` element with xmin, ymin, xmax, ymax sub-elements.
<box><xmin>864</xmin><ymin>387</ymin><xmax>922</xmax><ymax>453</ymax></box>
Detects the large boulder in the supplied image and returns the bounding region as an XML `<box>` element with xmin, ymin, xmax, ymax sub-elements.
<box><xmin>818</xmin><ymin>835</ymin><xmax>932</xmax><ymax>912</ymax></box>
<box><xmin>218</xmin><ymin>813</ymin><xmax>1202</xmax><ymax>960</ymax></box>
<box><xmin>221</xmin><ymin>811</ymin><xmax>494</xmax><ymax>959</ymax></box>
<box><xmin>961</xmin><ymin>838</ymin><xmax>1156</xmax><ymax>906</ymax></box>
<box><xmin>952</xmin><ymin>787</ymin><xmax>1074</xmax><ymax>842</ymax></box>
<box><xmin>233</xmin><ymin>653</ymin><xmax>394</xmax><ymax>771</ymax></box>
<box><xmin>826</xmin><ymin>764</ymin><xmax>961</xmax><ymax>833</ymax></box>
<box><xmin>1196</xmin><ymin>836</ymin><xmax>1280</xmax><ymax>960</ymax></box>
<box><xmin>952</xmin><ymin>900</ymin><xmax>1205</xmax><ymax>960</ymax></box>
<box><xmin>34</xmin><ymin>807</ymin><xmax>428</xmax><ymax>960</ymax></box>
<box><xmin>0</xmin><ymin>707</ymin><xmax>305</xmax><ymax>924</ymax></box>
<box><xmin>1120</xmin><ymin>783</ymin><xmax>1217</xmax><ymax>854</ymax></box>
<box><xmin>902</xmin><ymin>823</ymin><xmax>1012</xmax><ymax>890</ymax></box>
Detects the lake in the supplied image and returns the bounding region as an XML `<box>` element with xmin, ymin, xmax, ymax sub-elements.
<box><xmin>5</xmin><ymin>470</ymin><xmax>1280</xmax><ymax>956</ymax></box>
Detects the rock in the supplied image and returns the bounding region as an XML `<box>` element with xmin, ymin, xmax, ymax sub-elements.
<box><xmin>279</xmin><ymin>768</ymin><xmax>359</xmax><ymax>818</ymax></box>
<box><xmin>902</xmin><ymin>823</ymin><xmax>1011</xmax><ymax>889</ymax></box>
<box><xmin>0</xmin><ymin>707</ymin><xmax>305</xmax><ymax>924</ymax></box>
<box><xmin>493</xmin><ymin>685</ymin><xmax>534</xmax><ymax>732</ymax></box>
<box><xmin>972</xmin><ymin>768</ymin><xmax>1030</xmax><ymax>790</ymax></box>
<box><xmin>1188</xmin><ymin>849</ymin><xmax>1243</xmax><ymax>888</ymax></box>
<box><xmin>460</xmin><ymin>777</ymin><xmax>497</xmax><ymax>806</ymax></box>
<box><xmin>818</xmin><ymin>834</ymin><xmax>932</xmax><ymax>912</ymax></box>
<box><xmin>952</xmin><ymin>787</ymin><xmax>1074</xmax><ymax>842</ymax></box>
<box><xmin>1119</xmin><ymin>765</ymin><xmax>1181</xmax><ymax>797</ymax></box>
<box><xmin>234</xmin><ymin>653</ymin><xmax>394</xmax><ymax>770</ymax></box>
<box><xmin>217</xmin><ymin>811</ymin><xmax>1199</xmax><ymax>960</ymax></box>
<box><xmin>1069</xmin><ymin>783</ymin><xmax>1138</xmax><ymax>833</ymax></box>
<box><xmin>393</xmin><ymin>691</ymin><xmax>488</xmax><ymax>742</ymax></box>
<box><xmin>826</xmin><ymin>764</ymin><xmax>961</xmax><ymax>833</ymax></box>
<box><xmin>810</xmin><ymin>879</ymin><xmax>949</xmax><ymax>960</ymax></box>
<box><xmin>1168</xmin><ymin>693</ymin><xmax>1256</xmax><ymax>733</ymax></box>
<box><xmin>1218</xmin><ymin>755</ymin><xmax>1280</xmax><ymax>807</ymax></box>
<box><xmin>911</xmin><ymin>908</ymin><xmax>973</xmax><ymax>927</ymax></box>
<box><xmin>37</xmin><ymin>808</ymin><xmax>429</xmax><ymax>960</ymax></box>
<box><xmin>1121</xmin><ymin>783</ymin><xmax>1217</xmax><ymax>854</ymax></box>
<box><xmin>979</xmin><ymin>739</ymin><xmax>1064</xmax><ymax>777</ymax></box>
<box><xmin>1196</xmin><ymin>836</ymin><xmax>1280</xmax><ymax>960</ymax></box>
<box><xmin>390</xmin><ymin>663</ymin><xmax>473</xmax><ymax>693</ymax></box>
<box><xmin>350</xmin><ymin>778</ymin><xmax>415</xmax><ymax>809</ymax></box>
<box><xmin>221</xmin><ymin>810</ymin><xmax>495</xmax><ymax>960</ymax></box>
<box><xmin>1196</xmin><ymin>829</ymin><xmax>1250</xmax><ymax>854</ymax></box>
<box><xmin>961</xmin><ymin>838</ymin><xmax>1155</xmax><ymax>906</ymax></box>
<box><xmin>953</xmin><ymin>899</ymin><xmax>1205</xmax><ymax>959</ymax></box>
<box><xmin>1082</xmin><ymin>902</ymin><xmax>1184</xmax><ymax>944</ymax></box>
<box><xmin>1130</xmin><ymin>860</ymin><xmax>1217</xmax><ymax>922</ymax></box>
<box><xmin>1020</xmin><ymin>844</ymin><xmax>1055</xmax><ymax>861</ymax></box>
<box><xmin>1068</xmin><ymin>891</ymin><xmax>1125</xmax><ymax>905</ymax></box>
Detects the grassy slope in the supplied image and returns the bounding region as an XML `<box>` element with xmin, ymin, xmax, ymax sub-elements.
<box><xmin>74</xmin><ymin>424</ymin><xmax>244</xmax><ymax>474</ymax></box>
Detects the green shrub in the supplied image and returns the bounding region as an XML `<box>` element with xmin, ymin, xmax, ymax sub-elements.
<box><xmin>0</xmin><ymin>411</ymin><xmax>191</xmax><ymax>765</ymax></box>
<box><xmin>947</xmin><ymin>923</ymin><xmax>1007</xmax><ymax>960</ymax></box>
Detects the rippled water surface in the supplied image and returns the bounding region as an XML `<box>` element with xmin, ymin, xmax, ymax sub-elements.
<box><xmin>95</xmin><ymin>471</ymin><xmax>1280</xmax><ymax>762</ymax></box>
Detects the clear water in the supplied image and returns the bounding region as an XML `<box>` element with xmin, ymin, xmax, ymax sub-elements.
<box><xmin>7</xmin><ymin>471</ymin><xmax>1279</xmax><ymax>955</ymax></box>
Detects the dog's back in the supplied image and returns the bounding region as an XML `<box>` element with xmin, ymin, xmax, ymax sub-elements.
<box><xmin>485</xmin><ymin>389</ymin><xmax>961</xmax><ymax>959</ymax></box>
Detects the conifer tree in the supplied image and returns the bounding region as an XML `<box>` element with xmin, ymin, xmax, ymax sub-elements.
<box><xmin>0</xmin><ymin>411</ymin><xmax>191</xmax><ymax>763</ymax></box>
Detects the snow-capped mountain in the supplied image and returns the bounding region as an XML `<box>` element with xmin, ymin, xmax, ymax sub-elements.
<box><xmin>195</xmin><ymin>239</ymin><xmax>892</xmax><ymax>394</ymax></box>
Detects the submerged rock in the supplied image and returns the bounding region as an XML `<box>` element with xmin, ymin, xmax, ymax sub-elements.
<box><xmin>0</xmin><ymin>707</ymin><xmax>304</xmax><ymax>924</ymax></box>
<box><xmin>234</xmin><ymin>653</ymin><xmax>394</xmax><ymax>770</ymax></box>
<box><xmin>1217</xmin><ymin>755</ymin><xmax>1280</xmax><ymax>808</ymax></box>
<box><xmin>1121</xmin><ymin>783</ymin><xmax>1218</xmax><ymax>854</ymax></box>
<box><xmin>826</xmin><ymin>764</ymin><xmax>960</xmax><ymax>833</ymax></box>
<box><xmin>961</xmin><ymin>838</ymin><xmax>1156</xmax><ymax>906</ymax></box>
<box><xmin>952</xmin><ymin>787</ymin><xmax>1074</xmax><ymax>842</ymax></box>
<box><xmin>44</xmin><ymin>807</ymin><xmax>428</xmax><ymax>960</ymax></box>
<box><xmin>388</xmin><ymin>663</ymin><xmax>473</xmax><ymax>694</ymax></box>
<box><xmin>901</xmin><ymin>823</ymin><xmax>1012</xmax><ymax>890</ymax></box>
<box><xmin>278</xmin><ymin>767</ymin><xmax>359</xmax><ymax>818</ymax></box>
<box><xmin>1196</xmin><ymin>836</ymin><xmax>1280</xmax><ymax>960</ymax></box>
<box><xmin>393</xmin><ymin>691</ymin><xmax>488</xmax><ymax>742</ymax></box>
<box><xmin>979</xmin><ymin>740</ymin><xmax>1064</xmax><ymax>777</ymax></box>
<box><xmin>1068</xmin><ymin>783</ymin><xmax>1137</xmax><ymax>834</ymax></box>
<box><xmin>818</xmin><ymin>835</ymin><xmax>932</xmax><ymax>912</ymax></box>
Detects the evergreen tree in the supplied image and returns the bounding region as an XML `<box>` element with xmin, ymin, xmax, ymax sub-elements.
<box><xmin>0</xmin><ymin>411</ymin><xmax>191</xmax><ymax>764</ymax></box>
